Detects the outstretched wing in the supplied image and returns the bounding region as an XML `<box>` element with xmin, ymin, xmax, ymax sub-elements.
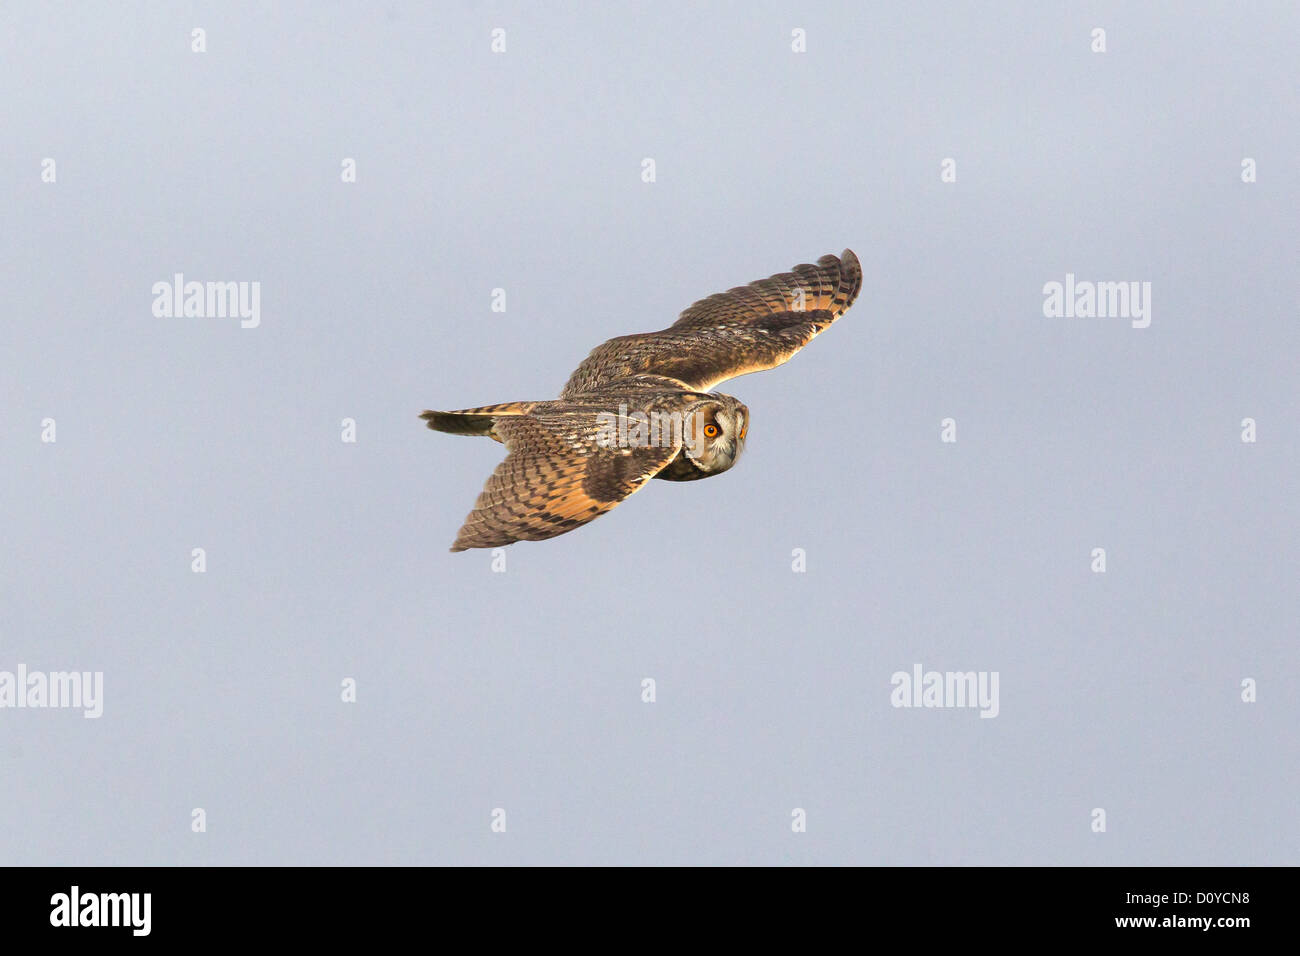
<box><xmin>448</xmin><ymin>409</ymin><xmax>680</xmax><ymax>551</ymax></box>
<box><xmin>562</xmin><ymin>249</ymin><xmax>861</xmax><ymax>396</ymax></box>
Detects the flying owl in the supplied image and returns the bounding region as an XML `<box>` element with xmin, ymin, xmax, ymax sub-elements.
<box><xmin>422</xmin><ymin>249</ymin><xmax>862</xmax><ymax>551</ymax></box>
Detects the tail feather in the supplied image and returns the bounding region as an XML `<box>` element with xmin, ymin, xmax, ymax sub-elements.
<box><xmin>420</xmin><ymin>402</ymin><xmax>538</xmax><ymax>438</ymax></box>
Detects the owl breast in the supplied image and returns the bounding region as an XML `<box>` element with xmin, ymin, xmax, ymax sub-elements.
<box><xmin>653</xmin><ymin>451</ymin><xmax>713</xmax><ymax>482</ymax></box>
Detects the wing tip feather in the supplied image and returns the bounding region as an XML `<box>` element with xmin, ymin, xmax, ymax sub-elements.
<box><xmin>828</xmin><ymin>248</ymin><xmax>862</xmax><ymax>314</ymax></box>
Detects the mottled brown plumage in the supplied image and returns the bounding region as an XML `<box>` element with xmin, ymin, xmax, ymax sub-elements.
<box><xmin>422</xmin><ymin>249</ymin><xmax>861</xmax><ymax>551</ymax></box>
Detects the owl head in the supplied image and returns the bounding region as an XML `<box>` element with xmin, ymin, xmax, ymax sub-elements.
<box><xmin>682</xmin><ymin>396</ymin><xmax>749</xmax><ymax>474</ymax></box>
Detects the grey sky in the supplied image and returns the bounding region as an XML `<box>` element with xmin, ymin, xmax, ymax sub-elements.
<box><xmin>2</xmin><ymin>1</ymin><xmax>1296</xmax><ymax>864</ymax></box>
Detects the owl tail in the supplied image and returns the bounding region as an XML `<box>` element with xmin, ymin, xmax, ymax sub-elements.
<box><xmin>420</xmin><ymin>402</ymin><xmax>539</xmax><ymax>439</ymax></box>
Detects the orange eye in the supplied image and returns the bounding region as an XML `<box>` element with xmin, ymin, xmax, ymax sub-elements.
<box><xmin>739</xmin><ymin>423</ymin><xmax>747</xmax><ymax>439</ymax></box>
<box><xmin>703</xmin><ymin>423</ymin><xmax>719</xmax><ymax>439</ymax></box>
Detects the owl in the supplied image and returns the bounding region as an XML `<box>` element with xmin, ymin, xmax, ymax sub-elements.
<box><xmin>422</xmin><ymin>249</ymin><xmax>861</xmax><ymax>551</ymax></box>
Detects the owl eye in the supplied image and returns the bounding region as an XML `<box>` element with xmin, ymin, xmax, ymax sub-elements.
<box><xmin>739</xmin><ymin>423</ymin><xmax>747</xmax><ymax>440</ymax></box>
<box><xmin>703</xmin><ymin>423</ymin><xmax>720</xmax><ymax>439</ymax></box>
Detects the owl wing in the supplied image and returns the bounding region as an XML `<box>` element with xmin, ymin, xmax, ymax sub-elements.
<box><xmin>448</xmin><ymin>408</ymin><xmax>680</xmax><ymax>551</ymax></box>
<box><xmin>561</xmin><ymin>249</ymin><xmax>861</xmax><ymax>396</ymax></box>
